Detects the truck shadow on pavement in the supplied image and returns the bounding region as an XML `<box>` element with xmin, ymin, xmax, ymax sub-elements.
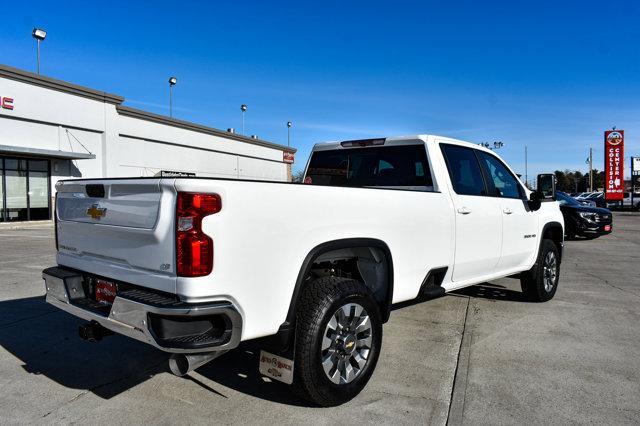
<box><xmin>0</xmin><ymin>296</ymin><xmax>166</xmax><ymax>400</ymax></box>
<box><xmin>0</xmin><ymin>295</ymin><xmax>310</xmax><ymax>406</ymax></box>
<box><xmin>451</xmin><ymin>282</ymin><xmax>530</xmax><ymax>302</ymax></box>
<box><xmin>0</xmin><ymin>283</ymin><xmax>529</xmax><ymax>406</ymax></box>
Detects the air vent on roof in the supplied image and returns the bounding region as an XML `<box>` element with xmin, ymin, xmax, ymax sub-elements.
<box><xmin>251</xmin><ymin>135</ymin><xmax>258</xmax><ymax>139</ymax></box>
<box><xmin>227</xmin><ymin>128</ymin><xmax>235</xmax><ymax>134</ymax></box>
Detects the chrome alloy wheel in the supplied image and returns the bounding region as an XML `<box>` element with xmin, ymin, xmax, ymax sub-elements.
<box><xmin>543</xmin><ymin>251</ymin><xmax>557</xmax><ymax>292</ymax></box>
<box><xmin>321</xmin><ymin>303</ymin><xmax>373</xmax><ymax>385</ymax></box>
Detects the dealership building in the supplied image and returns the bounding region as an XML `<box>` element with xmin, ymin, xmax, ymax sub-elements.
<box><xmin>0</xmin><ymin>64</ymin><xmax>296</xmax><ymax>222</ymax></box>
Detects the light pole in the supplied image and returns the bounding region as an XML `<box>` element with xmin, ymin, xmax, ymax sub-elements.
<box><xmin>32</xmin><ymin>28</ymin><xmax>47</xmax><ymax>75</ymax></box>
<box><xmin>525</xmin><ymin>145</ymin><xmax>528</xmax><ymax>188</ymax></box>
<box><xmin>168</xmin><ymin>77</ymin><xmax>177</xmax><ymax>118</ymax></box>
<box><xmin>241</xmin><ymin>104</ymin><xmax>247</xmax><ymax>134</ymax></box>
<box><xmin>478</xmin><ymin>141</ymin><xmax>504</xmax><ymax>150</ymax></box>
<box><xmin>287</xmin><ymin>121</ymin><xmax>292</xmax><ymax>147</ymax></box>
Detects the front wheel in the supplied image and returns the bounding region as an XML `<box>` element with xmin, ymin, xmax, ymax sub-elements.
<box><xmin>520</xmin><ymin>239</ymin><xmax>560</xmax><ymax>302</ymax></box>
<box><xmin>292</xmin><ymin>276</ymin><xmax>382</xmax><ymax>406</ymax></box>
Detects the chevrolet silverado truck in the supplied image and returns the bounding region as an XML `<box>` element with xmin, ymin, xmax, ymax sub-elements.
<box><xmin>42</xmin><ymin>135</ymin><xmax>563</xmax><ymax>406</ymax></box>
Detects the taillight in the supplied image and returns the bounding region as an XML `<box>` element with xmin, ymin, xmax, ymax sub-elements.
<box><xmin>176</xmin><ymin>192</ymin><xmax>221</xmax><ymax>277</ymax></box>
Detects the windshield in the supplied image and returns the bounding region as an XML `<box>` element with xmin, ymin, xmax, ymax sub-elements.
<box><xmin>556</xmin><ymin>191</ymin><xmax>581</xmax><ymax>206</ymax></box>
<box><xmin>305</xmin><ymin>145</ymin><xmax>434</xmax><ymax>189</ymax></box>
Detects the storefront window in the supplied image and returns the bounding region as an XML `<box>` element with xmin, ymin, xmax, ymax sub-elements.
<box><xmin>0</xmin><ymin>157</ymin><xmax>50</xmax><ymax>222</ymax></box>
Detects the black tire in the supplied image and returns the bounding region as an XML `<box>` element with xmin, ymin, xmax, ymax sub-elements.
<box><xmin>292</xmin><ymin>276</ymin><xmax>382</xmax><ymax>406</ymax></box>
<box><xmin>520</xmin><ymin>239</ymin><xmax>560</xmax><ymax>302</ymax></box>
<box><xmin>564</xmin><ymin>221</ymin><xmax>576</xmax><ymax>240</ymax></box>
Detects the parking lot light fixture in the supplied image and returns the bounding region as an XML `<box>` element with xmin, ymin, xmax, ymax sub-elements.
<box><xmin>241</xmin><ymin>104</ymin><xmax>248</xmax><ymax>134</ymax></box>
<box><xmin>287</xmin><ymin>121</ymin><xmax>292</xmax><ymax>147</ymax></box>
<box><xmin>168</xmin><ymin>77</ymin><xmax>177</xmax><ymax>118</ymax></box>
<box><xmin>32</xmin><ymin>28</ymin><xmax>47</xmax><ymax>75</ymax></box>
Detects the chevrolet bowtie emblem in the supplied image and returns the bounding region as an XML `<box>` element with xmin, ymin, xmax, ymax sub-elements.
<box><xmin>345</xmin><ymin>341</ymin><xmax>355</xmax><ymax>350</ymax></box>
<box><xmin>86</xmin><ymin>204</ymin><xmax>107</xmax><ymax>220</ymax></box>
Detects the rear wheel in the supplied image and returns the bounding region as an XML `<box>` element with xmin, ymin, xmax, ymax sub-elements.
<box><xmin>292</xmin><ymin>276</ymin><xmax>382</xmax><ymax>406</ymax></box>
<box><xmin>521</xmin><ymin>239</ymin><xmax>560</xmax><ymax>302</ymax></box>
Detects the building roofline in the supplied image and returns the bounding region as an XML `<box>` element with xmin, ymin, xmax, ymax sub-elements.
<box><xmin>1</xmin><ymin>63</ymin><xmax>296</xmax><ymax>153</ymax></box>
<box><xmin>116</xmin><ymin>105</ymin><xmax>296</xmax><ymax>153</ymax></box>
<box><xmin>0</xmin><ymin>63</ymin><xmax>124</xmax><ymax>105</ymax></box>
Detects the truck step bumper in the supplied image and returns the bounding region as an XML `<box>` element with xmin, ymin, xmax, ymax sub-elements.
<box><xmin>42</xmin><ymin>266</ymin><xmax>242</xmax><ymax>354</ymax></box>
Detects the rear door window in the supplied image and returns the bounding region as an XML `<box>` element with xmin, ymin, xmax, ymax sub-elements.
<box><xmin>305</xmin><ymin>145</ymin><xmax>434</xmax><ymax>189</ymax></box>
<box><xmin>440</xmin><ymin>144</ymin><xmax>487</xmax><ymax>196</ymax></box>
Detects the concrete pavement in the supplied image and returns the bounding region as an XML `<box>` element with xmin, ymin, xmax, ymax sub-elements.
<box><xmin>0</xmin><ymin>214</ymin><xmax>638</xmax><ymax>424</ymax></box>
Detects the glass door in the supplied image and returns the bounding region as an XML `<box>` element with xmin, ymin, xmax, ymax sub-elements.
<box><xmin>28</xmin><ymin>160</ymin><xmax>50</xmax><ymax>220</ymax></box>
<box><xmin>5</xmin><ymin>158</ymin><xmax>28</xmax><ymax>222</ymax></box>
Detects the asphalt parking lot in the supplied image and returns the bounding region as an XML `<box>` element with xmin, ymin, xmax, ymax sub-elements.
<box><xmin>1</xmin><ymin>214</ymin><xmax>639</xmax><ymax>424</ymax></box>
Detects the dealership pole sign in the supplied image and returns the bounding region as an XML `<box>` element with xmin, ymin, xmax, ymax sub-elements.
<box><xmin>604</xmin><ymin>130</ymin><xmax>624</xmax><ymax>201</ymax></box>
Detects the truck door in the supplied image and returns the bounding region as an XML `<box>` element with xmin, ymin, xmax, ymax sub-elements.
<box><xmin>476</xmin><ymin>151</ymin><xmax>538</xmax><ymax>271</ymax></box>
<box><xmin>440</xmin><ymin>144</ymin><xmax>502</xmax><ymax>282</ymax></box>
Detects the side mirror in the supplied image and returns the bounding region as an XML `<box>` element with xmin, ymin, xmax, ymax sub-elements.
<box><xmin>536</xmin><ymin>173</ymin><xmax>556</xmax><ymax>200</ymax></box>
<box><xmin>528</xmin><ymin>190</ymin><xmax>542</xmax><ymax>211</ymax></box>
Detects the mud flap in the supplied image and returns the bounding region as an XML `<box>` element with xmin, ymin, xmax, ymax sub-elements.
<box><xmin>259</xmin><ymin>350</ymin><xmax>294</xmax><ymax>385</ymax></box>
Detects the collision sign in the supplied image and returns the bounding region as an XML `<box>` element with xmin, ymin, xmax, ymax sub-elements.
<box><xmin>604</xmin><ymin>130</ymin><xmax>624</xmax><ymax>201</ymax></box>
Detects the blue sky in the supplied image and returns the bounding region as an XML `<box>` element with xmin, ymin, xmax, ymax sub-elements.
<box><xmin>2</xmin><ymin>0</ymin><xmax>639</xmax><ymax>181</ymax></box>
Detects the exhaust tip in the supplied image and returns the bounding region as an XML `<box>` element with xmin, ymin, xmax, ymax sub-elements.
<box><xmin>169</xmin><ymin>354</ymin><xmax>190</xmax><ymax>377</ymax></box>
<box><xmin>168</xmin><ymin>351</ymin><xmax>227</xmax><ymax>377</ymax></box>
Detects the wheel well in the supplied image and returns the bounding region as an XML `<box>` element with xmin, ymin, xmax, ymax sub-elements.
<box><xmin>542</xmin><ymin>223</ymin><xmax>563</xmax><ymax>262</ymax></box>
<box><xmin>275</xmin><ymin>239</ymin><xmax>393</xmax><ymax>351</ymax></box>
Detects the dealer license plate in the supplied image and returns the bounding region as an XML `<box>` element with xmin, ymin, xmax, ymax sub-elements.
<box><xmin>95</xmin><ymin>279</ymin><xmax>117</xmax><ymax>305</ymax></box>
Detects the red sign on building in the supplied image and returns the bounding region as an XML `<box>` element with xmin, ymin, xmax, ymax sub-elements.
<box><xmin>283</xmin><ymin>152</ymin><xmax>295</xmax><ymax>164</ymax></box>
<box><xmin>604</xmin><ymin>130</ymin><xmax>624</xmax><ymax>201</ymax></box>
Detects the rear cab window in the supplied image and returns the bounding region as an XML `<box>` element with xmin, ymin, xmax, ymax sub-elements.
<box><xmin>305</xmin><ymin>144</ymin><xmax>435</xmax><ymax>191</ymax></box>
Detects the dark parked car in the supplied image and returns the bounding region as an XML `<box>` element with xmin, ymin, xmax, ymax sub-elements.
<box><xmin>556</xmin><ymin>191</ymin><xmax>612</xmax><ymax>239</ymax></box>
<box><xmin>584</xmin><ymin>191</ymin><xmax>607</xmax><ymax>208</ymax></box>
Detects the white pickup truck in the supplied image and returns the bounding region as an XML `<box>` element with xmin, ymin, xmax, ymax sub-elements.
<box><xmin>43</xmin><ymin>135</ymin><xmax>563</xmax><ymax>406</ymax></box>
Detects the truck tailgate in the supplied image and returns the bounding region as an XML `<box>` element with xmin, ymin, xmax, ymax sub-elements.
<box><xmin>55</xmin><ymin>178</ymin><xmax>177</xmax><ymax>293</ymax></box>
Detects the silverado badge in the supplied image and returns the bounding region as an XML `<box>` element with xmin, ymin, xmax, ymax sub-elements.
<box><xmin>86</xmin><ymin>204</ymin><xmax>107</xmax><ymax>220</ymax></box>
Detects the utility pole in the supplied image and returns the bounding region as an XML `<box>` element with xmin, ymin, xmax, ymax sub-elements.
<box><xmin>589</xmin><ymin>147</ymin><xmax>593</xmax><ymax>192</ymax></box>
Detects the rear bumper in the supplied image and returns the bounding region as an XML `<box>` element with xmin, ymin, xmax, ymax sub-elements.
<box><xmin>42</xmin><ymin>266</ymin><xmax>242</xmax><ymax>354</ymax></box>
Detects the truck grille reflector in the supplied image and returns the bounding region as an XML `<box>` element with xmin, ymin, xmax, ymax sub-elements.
<box><xmin>176</xmin><ymin>192</ymin><xmax>221</xmax><ymax>277</ymax></box>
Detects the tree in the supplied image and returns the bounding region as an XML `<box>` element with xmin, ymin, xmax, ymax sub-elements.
<box><xmin>292</xmin><ymin>169</ymin><xmax>305</xmax><ymax>183</ymax></box>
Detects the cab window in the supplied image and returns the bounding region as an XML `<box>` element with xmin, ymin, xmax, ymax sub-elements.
<box><xmin>440</xmin><ymin>144</ymin><xmax>487</xmax><ymax>196</ymax></box>
<box><xmin>305</xmin><ymin>145</ymin><xmax>434</xmax><ymax>189</ymax></box>
<box><xmin>478</xmin><ymin>152</ymin><xmax>523</xmax><ymax>199</ymax></box>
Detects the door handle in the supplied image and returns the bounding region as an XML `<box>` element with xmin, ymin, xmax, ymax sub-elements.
<box><xmin>457</xmin><ymin>207</ymin><xmax>472</xmax><ymax>215</ymax></box>
<box><xmin>503</xmin><ymin>208</ymin><xmax>513</xmax><ymax>215</ymax></box>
